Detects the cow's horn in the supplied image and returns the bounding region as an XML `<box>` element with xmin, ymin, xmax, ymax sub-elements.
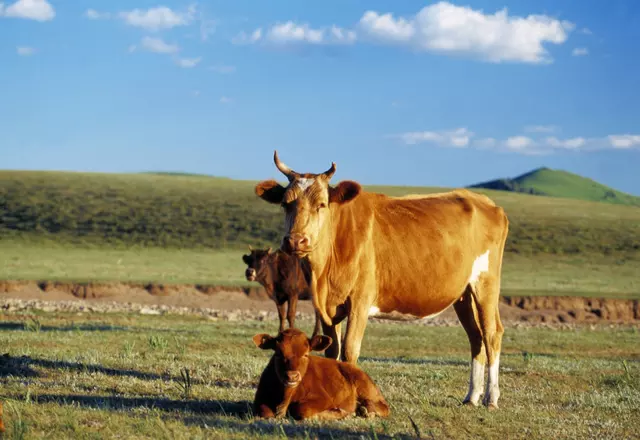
<box><xmin>273</xmin><ymin>150</ymin><xmax>298</xmax><ymax>181</ymax></box>
<box><xmin>321</xmin><ymin>162</ymin><xmax>337</xmax><ymax>180</ymax></box>
<box><xmin>248</xmin><ymin>245</ymin><xmax>253</xmax><ymax>251</ymax></box>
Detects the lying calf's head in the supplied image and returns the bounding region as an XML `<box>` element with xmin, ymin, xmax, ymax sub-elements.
<box><xmin>253</xmin><ymin>328</ymin><xmax>332</xmax><ymax>388</ymax></box>
<box><xmin>241</xmin><ymin>247</ymin><xmax>272</xmax><ymax>282</ymax></box>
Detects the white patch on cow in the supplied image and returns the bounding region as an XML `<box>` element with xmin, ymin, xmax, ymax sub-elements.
<box><xmin>464</xmin><ymin>359</ymin><xmax>485</xmax><ymax>405</ymax></box>
<box><xmin>484</xmin><ymin>355</ymin><xmax>500</xmax><ymax>407</ymax></box>
<box><xmin>296</xmin><ymin>178</ymin><xmax>315</xmax><ymax>191</ymax></box>
<box><xmin>368</xmin><ymin>306</ymin><xmax>380</xmax><ymax>317</ymax></box>
<box><xmin>468</xmin><ymin>250</ymin><xmax>490</xmax><ymax>285</ymax></box>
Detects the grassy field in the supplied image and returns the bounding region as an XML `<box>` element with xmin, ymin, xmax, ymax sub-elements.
<box><xmin>470</xmin><ymin>167</ymin><xmax>640</xmax><ymax>206</ymax></box>
<box><xmin>0</xmin><ymin>312</ymin><xmax>638</xmax><ymax>439</ymax></box>
<box><xmin>1</xmin><ymin>170</ymin><xmax>639</xmax><ymax>256</ymax></box>
<box><xmin>0</xmin><ymin>241</ymin><xmax>639</xmax><ymax>299</ymax></box>
<box><xmin>1</xmin><ymin>170</ymin><xmax>638</xmax><ymax>298</ymax></box>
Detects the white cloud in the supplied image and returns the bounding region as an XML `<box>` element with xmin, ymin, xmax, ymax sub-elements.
<box><xmin>16</xmin><ymin>46</ymin><xmax>35</xmax><ymax>56</ymax></box>
<box><xmin>545</xmin><ymin>136</ymin><xmax>586</xmax><ymax>149</ymax></box>
<box><xmin>209</xmin><ymin>64</ymin><xmax>236</xmax><ymax>74</ymax></box>
<box><xmin>140</xmin><ymin>36</ymin><xmax>179</xmax><ymax>54</ymax></box>
<box><xmin>85</xmin><ymin>9</ymin><xmax>110</xmax><ymax>20</ymax></box>
<box><xmin>175</xmin><ymin>57</ymin><xmax>202</xmax><ymax>68</ymax></box>
<box><xmin>236</xmin><ymin>22</ymin><xmax>356</xmax><ymax>46</ymax></box>
<box><xmin>398</xmin><ymin>127</ymin><xmax>640</xmax><ymax>154</ymax></box>
<box><xmin>505</xmin><ymin>136</ymin><xmax>535</xmax><ymax>150</ymax></box>
<box><xmin>220</xmin><ymin>96</ymin><xmax>233</xmax><ymax>104</ymax></box>
<box><xmin>191</xmin><ymin>90</ymin><xmax>201</xmax><ymax>97</ymax></box>
<box><xmin>580</xmin><ymin>27</ymin><xmax>593</xmax><ymax>35</ymax></box>
<box><xmin>401</xmin><ymin>128</ymin><xmax>473</xmax><ymax>147</ymax></box>
<box><xmin>608</xmin><ymin>135</ymin><xmax>640</xmax><ymax>149</ymax></box>
<box><xmin>357</xmin><ymin>2</ymin><xmax>574</xmax><ymax>63</ymax></box>
<box><xmin>572</xmin><ymin>47</ymin><xmax>589</xmax><ymax>56</ymax></box>
<box><xmin>525</xmin><ymin>125</ymin><xmax>558</xmax><ymax>133</ymax></box>
<box><xmin>232</xmin><ymin>28</ymin><xmax>263</xmax><ymax>45</ymax></box>
<box><xmin>2</xmin><ymin>0</ymin><xmax>54</xmax><ymax>21</ymax></box>
<box><xmin>119</xmin><ymin>6</ymin><xmax>194</xmax><ymax>31</ymax></box>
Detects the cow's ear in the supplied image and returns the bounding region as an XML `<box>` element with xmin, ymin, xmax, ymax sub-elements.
<box><xmin>242</xmin><ymin>254</ymin><xmax>251</xmax><ymax>264</ymax></box>
<box><xmin>255</xmin><ymin>180</ymin><xmax>286</xmax><ymax>204</ymax></box>
<box><xmin>329</xmin><ymin>181</ymin><xmax>361</xmax><ymax>205</ymax></box>
<box><xmin>252</xmin><ymin>333</ymin><xmax>276</xmax><ymax>350</ymax></box>
<box><xmin>309</xmin><ymin>335</ymin><xmax>333</xmax><ymax>352</ymax></box>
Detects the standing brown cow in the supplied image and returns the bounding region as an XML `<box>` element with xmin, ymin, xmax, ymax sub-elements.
<box><xmin>242</xmin><ymin>247</ymin><xmax>321</xmax><ymax>336</ymax></box>
<box><xmin>253</xmin><ymin>151</ymin><xmax>509</xmax><ymax>409</ymax></box>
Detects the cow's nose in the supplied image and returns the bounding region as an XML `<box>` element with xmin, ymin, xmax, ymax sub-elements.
<box><xmin>287</xmin><ymin>371</ymin><xmax>301</xmax><ymax>383</ymax></box>
<box><xmin>245</xmin><ymin>268</ymin><xmax>256</xmax><ymax>278</ymax></box>
<box><xmin>284</xmin><ymin>234</ymin><xmax>310</xmax><ymax>252</ymax></box>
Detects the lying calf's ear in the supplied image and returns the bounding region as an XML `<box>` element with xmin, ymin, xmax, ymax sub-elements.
<box><xmin>309</xmin><ymin>335</ymin><xmax>333</xmax><ymax>352</ymax></box>
<box><xmin>253</xmin><ymin>333</ymin><xmax>276</xmax><ymax>350</ymax></box>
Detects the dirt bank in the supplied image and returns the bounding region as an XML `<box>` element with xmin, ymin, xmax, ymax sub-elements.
<box><xmin>0</xmin><ymin>280</ymin><xmax>638</xmax><ymax>325</ymax></box>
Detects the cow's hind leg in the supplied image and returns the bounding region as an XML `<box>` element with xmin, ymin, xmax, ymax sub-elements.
<box><xmin>454</xmin><ymin>287</ymin><xmax>486</xmax><ymax>407</ymax></box>
<box><xmin>471</xmin><ymin>275</ymin><xmax>504</xmax><ymax>410</ymax></box>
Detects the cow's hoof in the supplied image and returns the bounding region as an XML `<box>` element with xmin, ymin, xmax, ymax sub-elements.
<box><xmin>462</xmin><ymin>399</ymin><xmax>479</xmax><ymax>407</ymax></box>
<box><xmin>486</xmin><ymin>403</ymin><xmax>499</xmax><ymax>411</ymax></box>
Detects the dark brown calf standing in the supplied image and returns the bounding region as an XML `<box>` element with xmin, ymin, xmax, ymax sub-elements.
<box><xmin>242</xmin><ymin>247</ymin><xmax>321</xmax><ymax>336</ymax></box>
<box><xmin>252</xmin><ymin>329</ymin><xmax>390</xmax><ymax>420</ymax></box>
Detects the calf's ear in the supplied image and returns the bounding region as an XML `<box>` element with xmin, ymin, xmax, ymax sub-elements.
<box><xmin>252</xmin><ymin>333</ymin><xmax>276</xmax><ymax>350</ymax></box>
<box><xmin>309</xmin><ymin>335</ymin><xmax>333</xmax><ymax>352</ymax></box>
<box><xmin>329</xmin><ymin>181</ymin><xmax>361</xmax><ymax>205</ymax></box>
<box><xmin>255</xmin><ymin>180</ymin><xmax>286</xmax><ymax>204</ymax></box>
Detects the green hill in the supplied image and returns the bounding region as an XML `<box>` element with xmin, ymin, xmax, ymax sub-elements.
<box><xmin>469</xmin><ymin>167</ymin><xmax>640</xmax><ymax>206</ymax></box>
<box><xmin>0</xmin><ymin>170</ymin><xmax>639</xmax><ymax>257</ymax></box>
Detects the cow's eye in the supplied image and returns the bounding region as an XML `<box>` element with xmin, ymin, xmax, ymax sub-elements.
<box><xmin>317</xmin><ymin>203</ymin><xmax>326</xmax><ymax>211</ymax></box>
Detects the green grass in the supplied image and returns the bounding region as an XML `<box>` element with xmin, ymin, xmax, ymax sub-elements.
<box><xmin>1</xmin><ymin>170</ymin><xmax>639</xmax><ymax>257</ymax></box>
<box><xmin>0</xmin><ymin>241</ymin><xmax>639</xmax><ymax>299</ymax></box>
<box><xmin>0</xmin><ymin>313</ymin><xmax>638</xmax><ymax>439</ymax></box>
<box><xmin>470</xmin><ymin>167</ymin><xmax>640</xmax><ymax>206</ymax></box>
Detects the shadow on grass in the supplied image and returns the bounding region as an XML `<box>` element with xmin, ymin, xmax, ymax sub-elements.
<box><xmin>0</xmin><ymin>322</ymin><xmax>130</xmax><ymax>332</ymax></box>
<box><xmin>28</xmin><ymin>394</ymin><xmax>410</xmax><ymax>439</ymax></box>
<box><xmin>0</xmin><ymin>354</ymin><xmax>206</xmax><ymax>384</ymax></box>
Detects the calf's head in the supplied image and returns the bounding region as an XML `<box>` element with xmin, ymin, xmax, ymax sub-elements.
<box><xmin>253</xmin><ymin>328</ymin><xmax>332</xmax><ymax>388</ymax></box>
<box><xmin>254</xmin><ymin>151</ymin><xmax>362</xmax><ymax>257</ymax></box>
<box><xmin>241</xmin><ymin>247</ymin><xmax>272</xmax><ymax>282</ymax></box>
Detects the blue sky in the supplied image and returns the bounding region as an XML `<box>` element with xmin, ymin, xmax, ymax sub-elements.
<box><xmin>1</xmin><ymin>1</ymin><xmax>639</xmax><ymax>194</ymax></box>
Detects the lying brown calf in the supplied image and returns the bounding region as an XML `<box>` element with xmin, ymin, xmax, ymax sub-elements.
<box><xmin>242</xmin><ymin>247</ymin><xmax>321</xmax><ymax>336</ymax></box>
<box><xmin>252</xmin><ymin>328</ymin><xmax>390</xmax><ymax>420</ymax></box>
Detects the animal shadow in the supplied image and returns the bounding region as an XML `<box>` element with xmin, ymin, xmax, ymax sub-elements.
<box><xmin>0</xmin><ymin>354</ymin><xmax>202</xmax><ymax>384</ymax></box>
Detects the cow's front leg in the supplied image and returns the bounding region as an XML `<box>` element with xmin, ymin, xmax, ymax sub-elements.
<box><xmin>276</xmin><ymin>300</ymin><xmax>287</xmax><ymax>334</ymax></box>
<box><xmin>321</xmin><ymin>320</ymin><xmax>342</xmax><ymax>360</ymax></box>
<box><xmin>311</xmin><ymin>309</ymin><xmax>322</xmax><ymax>337</ymax></box>
<box><xmin>286</xmin><ymin>294</ymin><xmax>298</xmax><ymax>329</ymax></box>
<box><xmin>343</xmin><ymin>302</ymin><xmax>370</xmax><ymax>364</ymax></box>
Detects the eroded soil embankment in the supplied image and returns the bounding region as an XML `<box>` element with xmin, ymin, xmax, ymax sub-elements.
<box><xmin>0</xmin><ymin>280</ymin><xmax>638</xmax><ymax>324</ymax></box>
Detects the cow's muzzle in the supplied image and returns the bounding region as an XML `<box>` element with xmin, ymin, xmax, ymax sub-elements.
<box><xmin>245</xmin><ymin>268</ymin><xmax>257</xmax><ymax>281</ymax></box>
<box><xmin>282</xmin><ymin>234</ymin><xmax>311</xmax><ymax>255</ymax></box>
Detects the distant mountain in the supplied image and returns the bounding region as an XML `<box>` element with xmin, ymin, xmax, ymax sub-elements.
<box><xmin>469</xmin><ymin>167</ymin><xmax>640</xmax><ymax>206</ymax></box>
